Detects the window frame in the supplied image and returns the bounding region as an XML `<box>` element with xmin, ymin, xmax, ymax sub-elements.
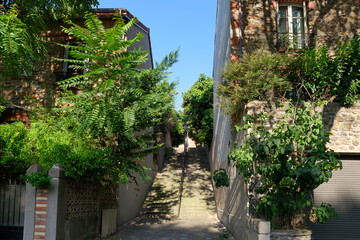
<box><xmin>276</xmin><ymin>2</ymin><xmax>308</xmax><ymax>50</ymax></box>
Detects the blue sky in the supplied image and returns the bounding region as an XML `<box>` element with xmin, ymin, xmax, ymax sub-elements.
<box><xmin>98</xmin><ymin>0</ymin><xmax>217</xmax><ymax>110</ymax></box>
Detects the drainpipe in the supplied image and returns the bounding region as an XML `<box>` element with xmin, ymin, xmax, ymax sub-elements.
<box><xmin>239</xmin><ymin>0</ymin><xmax>242</xmax><ymax>60</ymax></box>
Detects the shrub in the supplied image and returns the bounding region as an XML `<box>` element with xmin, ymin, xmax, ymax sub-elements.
<box><xmin>0</xmin><ymin>121</ymin><xmax>30</xmax><ymax>177</ymax></box>
<box><xmin>288</xmin><ymin>38</ymin><xmax>360</xmax><ymax>105</ymax></box>
<box><xmin>218</xmin><ymin>49</ymin><xmax>293</xmax><ymax>115</ymax></box>
<box><xmin>216</xmin><ymin>103</ymin><xmax>342</xmax><ymax>229</ymax></box>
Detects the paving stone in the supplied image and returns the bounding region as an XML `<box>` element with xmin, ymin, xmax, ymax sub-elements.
<box><xmin>107</xmin><ymin>147</ymin><xmax>234</xmax><ymax>240</ymax></box>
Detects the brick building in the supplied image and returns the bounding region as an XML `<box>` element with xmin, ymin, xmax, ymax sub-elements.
<box><xmin>0</xmin><ymin>8</ymin><xmax>153</xmax><ymax>109</ymax></box>
<box><xmin>212</xmin><ymin>1</ymin><xmax>360</xmax><ymax>239</ymax></box>
<box><xmin>0</xmin><ymin>9</ymin><xmax>157</xmax><ymax>240</ymax></box>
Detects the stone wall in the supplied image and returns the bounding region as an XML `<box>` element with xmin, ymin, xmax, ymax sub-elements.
<box><xmin>246</xmin><ymin>101</ymin><xmax>360</xmax><ymax>152</ymax></box>
<box><xmin>229</xmin><ymin>0</ymin><xmax>360</xmax><ymax>57</ymax></box>
<box><xmin>0</xmin><ymin>37</ymin><xmax>62</xmax><ymax>108</ymax></box>
<box><xmin>307</xmin><ymin>0</ymin><xmax>360</xmax><ymax>47</ymax></box>
<box><xmin>241</xmin><ymin>0</ymin><xmax>277</xmax><ymax>53</ymax></box>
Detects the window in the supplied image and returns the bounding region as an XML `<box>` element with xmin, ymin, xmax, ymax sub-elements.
<box><xmin>278</xmin><ymin>4</ymin><xmax>306</xmax><ymax>49</ymax></box>
<box><xmin>55</xmin><ymin>41</ymin><xmax>85</xmax><ymax>82</ymax></box>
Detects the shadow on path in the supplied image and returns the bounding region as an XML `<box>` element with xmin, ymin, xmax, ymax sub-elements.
<box><xmin>109</xmin><ymin>147</ymin><xmax>234</xmax><ymax>240</ymax></box>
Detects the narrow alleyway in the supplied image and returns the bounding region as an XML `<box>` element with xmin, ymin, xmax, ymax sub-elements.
<box><xmin>109</xmin><ymin>146</ymin><xmax>232</xmax><ymax>240</ymax></box>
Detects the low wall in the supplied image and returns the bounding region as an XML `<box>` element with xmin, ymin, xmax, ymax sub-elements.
<box><xmin>214</xmin><ymin>146</ymin><xmax>270</xmax><ymax>240</ymax></box>
<box><xmin>23</xmin><ymin>164</ymin><xmax>117</xmax><ymax>240</ymax></box>
<box><xmin>211</xmin><ymin>101</ymin><xmax>360</xmax><ymax>240</ymax></box>
<box><xmin>246</xmin><ymin>101</ymin><xmax>360</xmax><ymax>152</ymax></box>
<box><xmin>117</xmin><ymin>152</ymin><xmax>157</xmax><ymax>226</ymax></box>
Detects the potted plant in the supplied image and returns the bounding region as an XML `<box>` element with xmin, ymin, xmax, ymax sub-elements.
<box><xmin>215</xmin><ymin>102</ymin><xmax>342</xmax><ymax>239</ymax></box>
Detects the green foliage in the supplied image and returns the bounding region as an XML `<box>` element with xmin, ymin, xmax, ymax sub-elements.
<box><xmin>55</xmin><ymin>13</ymin><xmax>178</xmax><ymax>184</ymax></box>
<box><xmin>164</xmin><ymin>147</ymin><xmax>174</xmax><ymax>161</ymax></box>
<box><xmin>0</xmin><ymin>5</ymin><xmax>46</xmax><ymax>76</ymax></box>
<box><xmin>22</xmin><ymin>170</ymin><xmax>51</xmax><ymax>187</ymax></box>
<box><xmin>182</xmin><ymin>74</ymin><xmax>213</xmax><ymax>146</ymax></box>
<box><xmin>0</xmin><ymin>0</ymin><xmax>97</xmax><ymax>78</ymax></box>
<box><xmin>0</xmin><ymin>121</ymin><xmax>30</xmax><ymax>177</ymax></box>
<box><xmin>310</xmin><ymin>203</ymin><xmax>337</xmax><ymax>224</ymax></box>
<box><xmin>287</xmin><ymin>38</ymin><xmax>360</xmax><ymax>105</ymax></box>
<box><xmin>219</xmin><ymin>229</ymin><xmax>231</xmax><ymax>240</ymax></box>
<box><xmin>23</xmin><ymin>113</ymin><xmax>111</xmax><ymax>179</ymax></box>
<box><xmin>219</xmin><ymin>39</ymin><xmax>360</xmax><ymax>115</ymax></box>
<box><xmin>228</xmin><ymin>103</ymin><xmax>341</xmax><ymax>229</ymax></box>
<box><xmin>0</xmin><ymin>112</ymin><xmax>112</xmax><ymax>182</ymax></box>
<box><xmin>218</xmin><ymin>50</ymin><xmax>293</xmax><ymax>115</ymax></box>
<box><xmin>1</xmin><ymin>0</ymin><xmax>99</xmax><ymax>21</ymax></box>
<box><xmin>0</xmin><ymin>13</ymin><xmax>178</xmax><ymax>185</ymax></box>
<box><xmin>0</xmin><ymin>98</ymin><xmax>5</xmax><ymax>116</ymax></box>
<box><xmin>168</xmin><ymin>109</ymin><xmax>185</xmax><ymax>147</ymax></box>
<box><xmin>213</xmin><ymin>168</ymin><xmax>230</xmax><ymax>188</ymax></box>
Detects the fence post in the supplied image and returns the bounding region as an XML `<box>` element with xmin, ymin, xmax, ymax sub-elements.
<box><xmin>46</xmin><ymin>164</ymin><xmax>67</xmax><ymax>240</ymax></box>
<box><xmin>23</xmin><ymin>164</ymin><xmax>44</xmax><ymax>240</ymax></box>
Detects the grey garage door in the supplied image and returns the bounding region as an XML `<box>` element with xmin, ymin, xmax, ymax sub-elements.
<box><xmin>310</xmin><ymin>155</ymin><xmax>360</xmax><ymax>240</ymax></box>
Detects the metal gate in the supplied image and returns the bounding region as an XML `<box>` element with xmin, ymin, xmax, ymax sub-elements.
<box><xmin>0</xmin><ymin>178</ymin><xmax>25</xmax><ymax>240</ymax></box>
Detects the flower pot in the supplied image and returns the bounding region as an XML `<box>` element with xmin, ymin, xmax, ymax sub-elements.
<box><xmin>271</xmin><ymin>229</ymin><xmax>312</xmax><ymax>240</ymax></box>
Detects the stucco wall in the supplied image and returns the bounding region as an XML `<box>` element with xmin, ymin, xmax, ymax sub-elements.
<box><xmin>212</xmin><ymin>0</ymin><xmax>232</xmax><ymax>172</ymax></box>
<box><xmin>127</xmin><ymin>23</ymin><xmax>153</xmax><ymax>69</ymax></box>
<box><xmin>212</xmin><ymin>1</ymin><xmax>271</xmax><ymax>239</ymax></box>
<box><xmin>117</xmin><ymin>153</ymin><xmax>156</xmax><ymax>225</ymax></box>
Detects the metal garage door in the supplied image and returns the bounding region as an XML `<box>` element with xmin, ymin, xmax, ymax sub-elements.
<box><xmin>310</xmin><ymin>155</ymin><xmax>360</xmax><ymax>240</ymax></box>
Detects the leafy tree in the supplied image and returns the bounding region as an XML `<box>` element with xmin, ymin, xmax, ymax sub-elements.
<box><xmin>182</xmin><ymin>74</ymin><xmax>213</xmax><ymax>146</ymax></box>
<box><xmin>168</xmin><ymin>109</ymin><xmax>185</xmax><ymax>147</ymax></box>
<box><xmin>0</xmin><ymin>5</ymin><xmax>46</xmax><ymax>76</ymax></box>
<box><xmin>0</xmin><ymin>0</ymin><xmax>98</xmax><ymax>77</ymax></box>
<box><xmin>55</xmin><ymin>13</ymin><xmax>178</xmax><ymax>183</ymax></box>
<box><xmin>0</xmin><ymin>0</ymin><xmax>99</xmax><ymax>20</ymax></box>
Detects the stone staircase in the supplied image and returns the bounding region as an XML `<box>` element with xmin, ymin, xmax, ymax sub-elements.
<box><xmin>111</xmin><ymin>147</ymin><xmax>233</xmax><ymax>240</ymax></box>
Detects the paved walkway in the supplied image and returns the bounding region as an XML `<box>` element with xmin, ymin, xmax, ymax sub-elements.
<box><xmin>108</xmin><ymin>146</ymin><xmax>232</xmax><ymax>240</ymax></box>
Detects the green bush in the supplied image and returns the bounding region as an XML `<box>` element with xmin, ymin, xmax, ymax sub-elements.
<box><xmin>226</xmin><ymin>103</ymin><xmax>341</xmax><ymax>229</ymax></box>
<box><xmin>0</xmin><ymin>115</ymin><xmax>110</xmax><ymax>181</ymax></box>
<box><xmin>21</xmin><ymin>115</ymin><xmax>111</xmax><ymax>179</ymax></box>
<box><xmin>0</xmin><ymin>121</ymin><xmax>30</xmax><ymax>177</ymax></box>
<box><xmin>218</xmin><ymin>49</ymin><xmax>293</xmax><ymax>115</ymax></box>
<box><xmin>21</xmin><ymin>170</ymin><xmax>51</xmax><ymax>187</ymax></box>
<box><xmin>213</xmin><ymin>168</ymin><xmax>230</xmax><ymax>189</ymax></box>
<box><xmin>288</xmin><ymin>38</ymin><xmax>360</xmax><ymax>105</ymax></box>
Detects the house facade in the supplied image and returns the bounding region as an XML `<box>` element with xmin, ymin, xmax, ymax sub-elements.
<box><xmin>0</xmin><ymin>8</ymin><xmax>153</xmax><ymax>109</ymax></box>
<box><xmin>212</xmin><ymin>1</ymin><xmax>360</xmax><ymax>239</ymax></box>
<box><xmin>0</xmin><ymin>9</ymin><xmax>160</xmax><ymax>240</ymax></box>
